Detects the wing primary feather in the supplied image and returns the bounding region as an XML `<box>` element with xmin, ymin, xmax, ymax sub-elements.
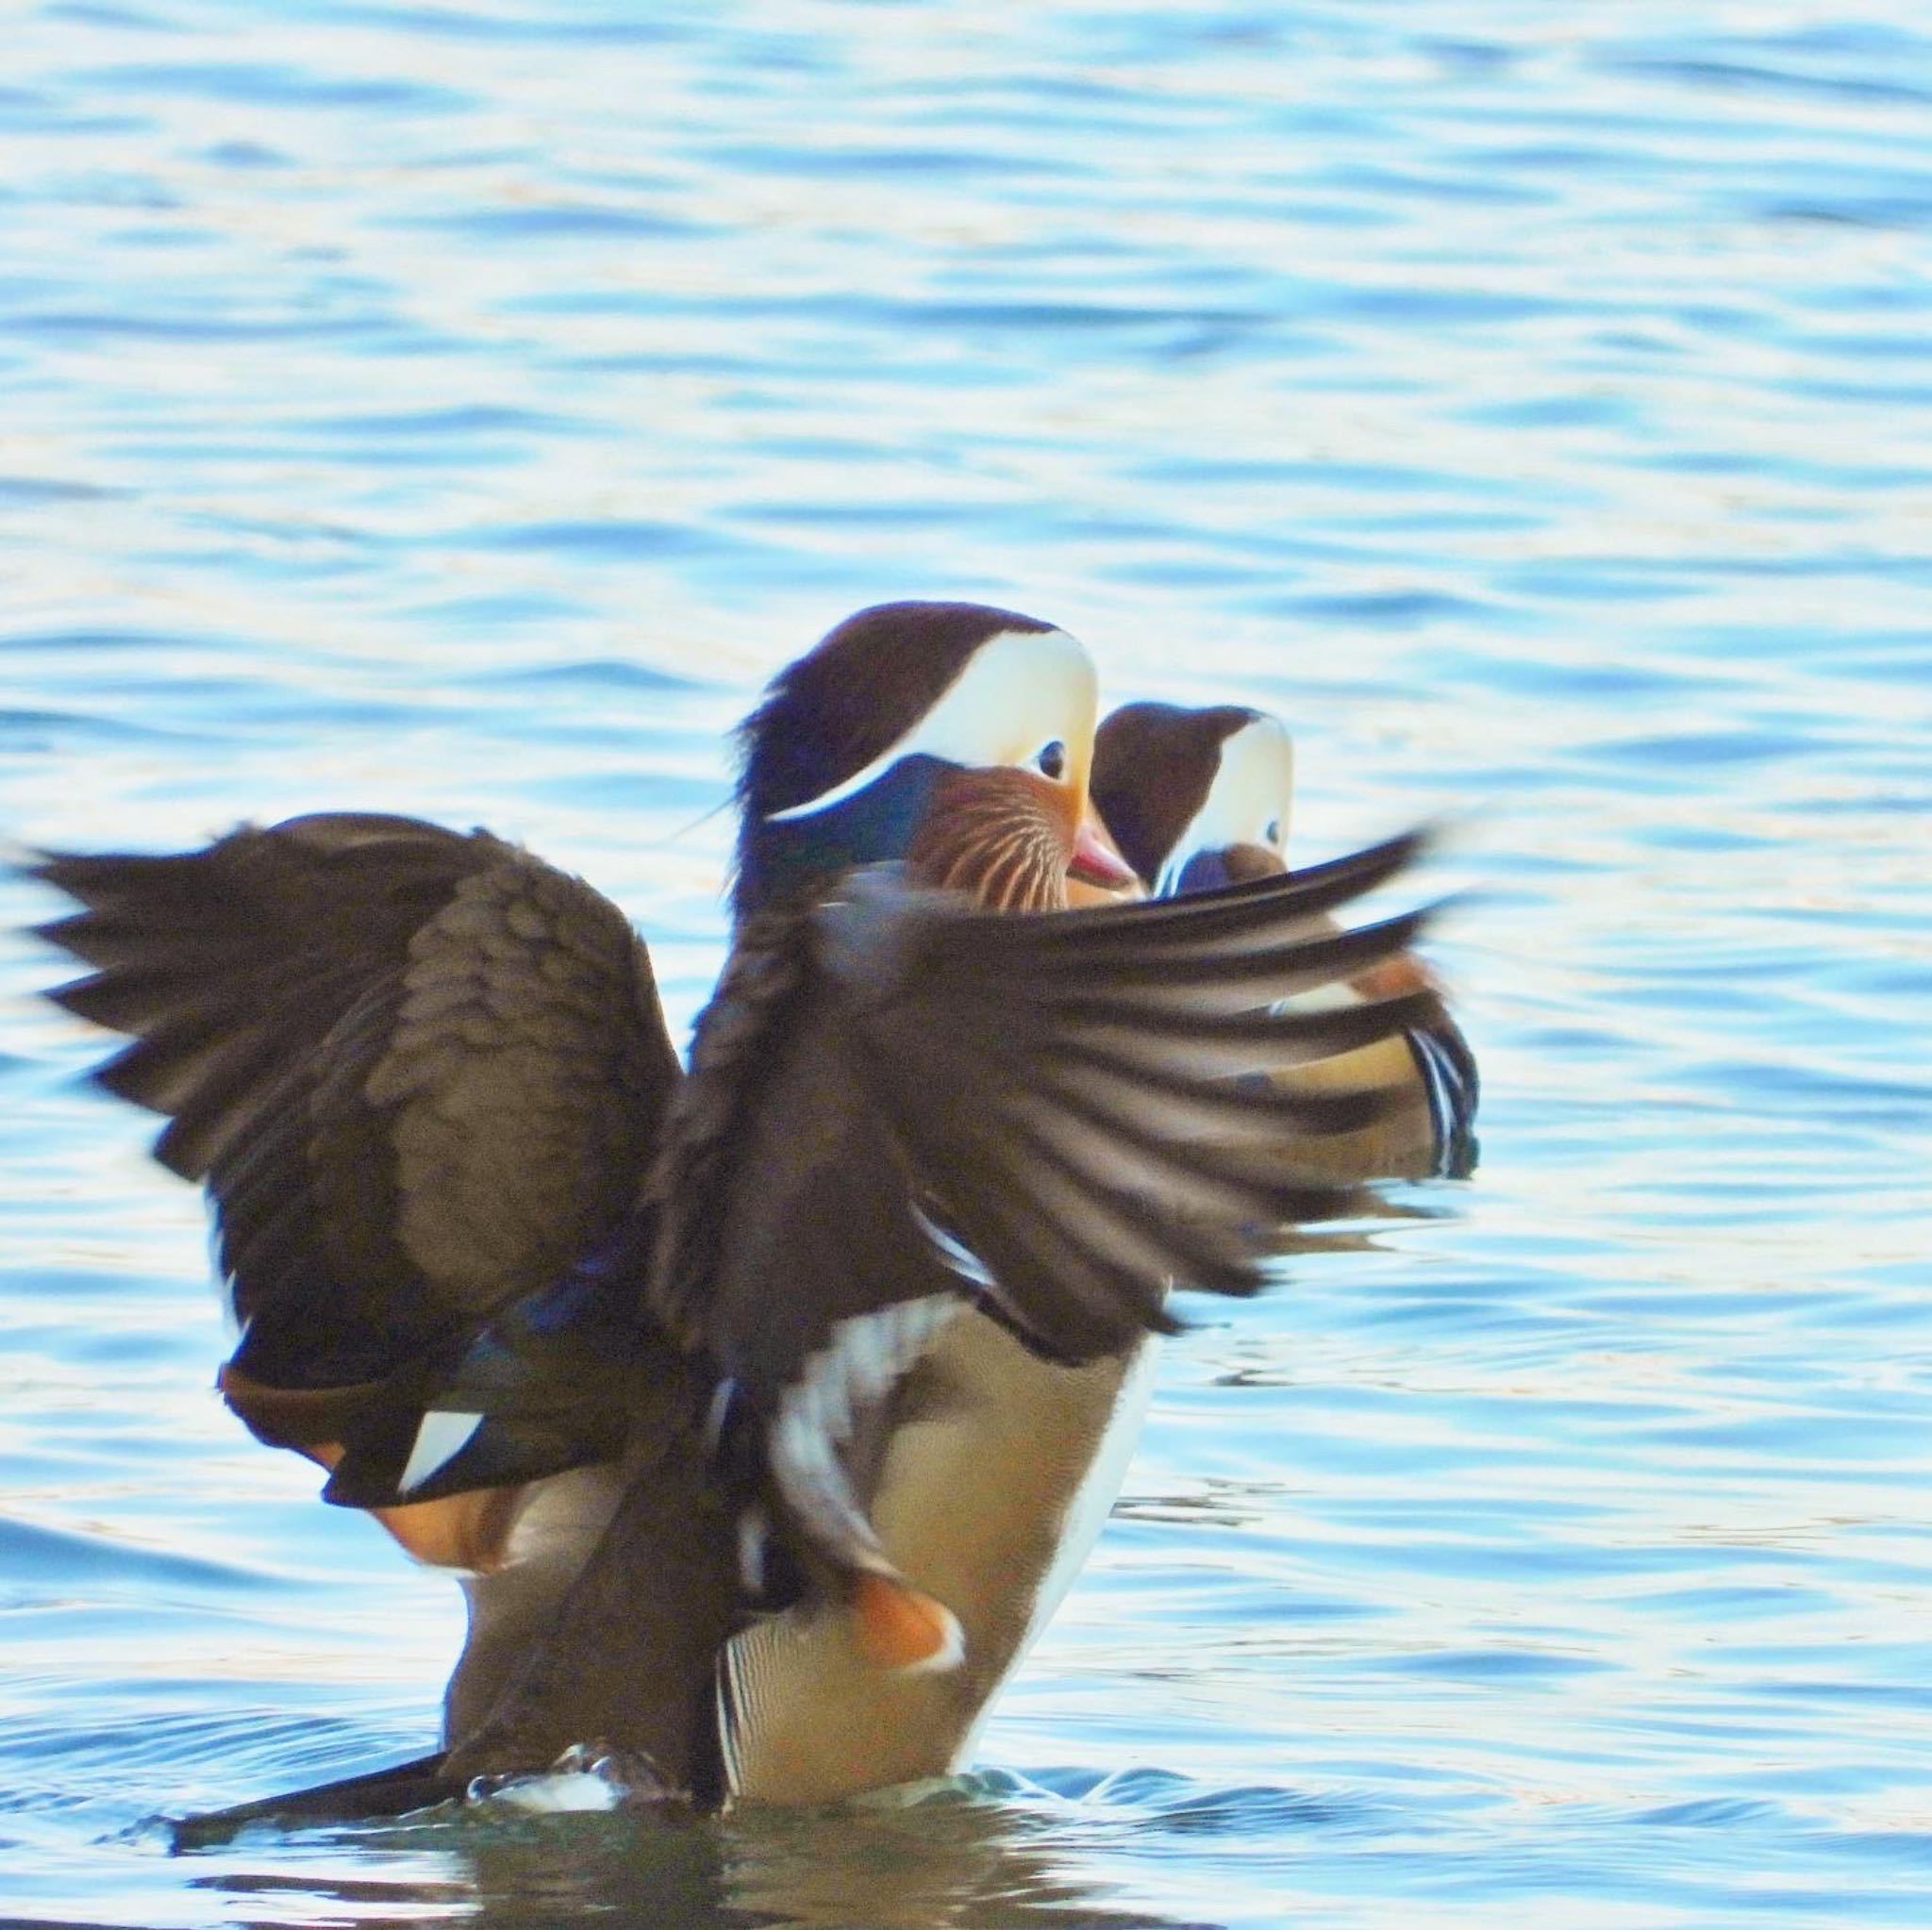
<box><xmin>1018</xmin><ymin>905</ymin><xmax>1441</xmax><ymax>993</ymax></box>
<box><xmin>924</xmin><ymin>1157</ymin><xmax>1191</xmax><ymax>1360</ymax></box>
<box><xmin>1044</xmin><ymin>987</ymin><xmax>1446</xmax><ymax>1074</ymax></box>
<box><xmin>1029</xmin><ymin>1039</ymin><xmax>1398</xmax><ymax>1145</ymax></box>
<box><xmin>799</xmin><ymin>835</ymin><xmax>1442</xmax><ymax>1375</ymax></box>
<box><xmin>941</xmin><ymin>827</ymin><xmax>1432</xmax><ymax>959</ymax></box>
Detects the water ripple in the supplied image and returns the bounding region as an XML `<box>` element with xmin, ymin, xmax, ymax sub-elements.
<box><xmin>2</xmin><ymin>1</ymin><xmax>1930</xmax><ymax>1925</ymax></box>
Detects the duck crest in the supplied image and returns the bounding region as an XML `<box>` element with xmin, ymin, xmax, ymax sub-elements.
<box><xmin>1091</xmin><ymin>701</ymin><xmax>1259</xmax><ymax>885</ymax></box>
<box><xmin>733</xmin><ymin>600</ymin><xmax>1057</xmax><ymax>917</ymax></box>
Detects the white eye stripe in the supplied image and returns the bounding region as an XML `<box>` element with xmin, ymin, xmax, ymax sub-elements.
<box><xmin>1154</xmin><ymin>716</ymin><xmax>1294</xmax><ymax>896</ymax></box>
<box><xmin>766</xmin><ymin>627</ymin><xmax>1096</xmax><ymax>823</ymax></box>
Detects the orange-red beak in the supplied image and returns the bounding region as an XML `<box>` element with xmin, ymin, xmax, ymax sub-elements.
<box><xmin>1067</xmin><ymin>805</ymin><xmax>1140</xmax><ymax>891</ymax></box>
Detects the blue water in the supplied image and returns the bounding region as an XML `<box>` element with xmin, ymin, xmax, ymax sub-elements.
<box><xmin>3</xmin><ymin>2</ymin><xmax>1931</xmax><ymax>1924</ymax></box>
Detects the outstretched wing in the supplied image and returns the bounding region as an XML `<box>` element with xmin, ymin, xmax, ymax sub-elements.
<box><xmin>32</xmin><ymin>812</ymin><xmax>681</xmax><ymax>1507</ymax></box>
<box><xmin>642</xmin><ymin>831</ymin><xmax>1439</xmax><ymax>1572</ymax></box>
<box><xmin>431</xmin><ymin>829</ymin><xmax>1447</xmax><ymax>1782</ymax></box>
<box><xmin>812</xmin><ymin>830</ymin><xmax>1439</xmax><ymax>1363</ymax></box>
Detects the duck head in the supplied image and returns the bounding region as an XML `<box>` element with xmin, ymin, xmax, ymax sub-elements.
<box><xmin>1091</xmin><ymin>701</ymin><xmax>1294</xmax><ymax>896</ymax></box>
<box><xmin>1092</xmin><ymin>697</ymin><xmax>1481</xmax><ymax>1173</ymax></box>
<box><xmin>733</xmin><ymin>601</ymin><xmax>1136</xmax><ymax>919</ymax></box>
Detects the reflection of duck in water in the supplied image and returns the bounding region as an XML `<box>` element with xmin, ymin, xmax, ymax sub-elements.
<box><xmin>204</xmin><ymin>1772</ymin><xmax>1217</xmax><ymax>1930</ymax></box>
<box><xmin>1088</xmin><ymin>701</ymin><xmax>1479</xmax><ymax>1182</ymax></box>
<box><xmin>35</xmin><ymin>602</ymin><xmax>1445</xmax><ymax>1821</ymax></box>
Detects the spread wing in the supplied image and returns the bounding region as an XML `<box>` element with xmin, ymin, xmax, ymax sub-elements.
<box><xmin>32</xmin><ymin>811</ymin><xmax>682</xmax><ymax>1506</ymax></box>
<box><xmin>647</xmin><ymin>829</ymin><xmax>1441</xmax><ymax>1406</ymax></box>
<box><xmin>456</xmin><ymin>829</ymin><xmax>1446</xmax><ymax>1777</ymax></box>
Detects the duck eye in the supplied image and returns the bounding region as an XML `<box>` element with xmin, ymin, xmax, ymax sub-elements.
<box><xmin>1034</xmin><ymin>740</ymin><xmax>1067</xmax><ymax>780</ymax></box>
<box><xmin>1264</xmin><ymin>818</ymin><xmax>1282</xmax><ymax>846</ymax></box>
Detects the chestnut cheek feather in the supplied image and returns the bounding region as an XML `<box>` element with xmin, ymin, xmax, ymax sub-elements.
<box><xmin>907</xmin><ymin>768</ymin><xmax>1074</xmax><ymax>915</ymax></box>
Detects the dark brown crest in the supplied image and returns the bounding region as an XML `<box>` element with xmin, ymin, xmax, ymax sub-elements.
<box><xmin>1091</xmin><ymin>702</ymin><xmax>1261</xmax><ymax>885</ymax></box>
<box><xmin>733</xmin><ymin>600</ymin><xmax>1057</xmax><ymax>915</ymax></box>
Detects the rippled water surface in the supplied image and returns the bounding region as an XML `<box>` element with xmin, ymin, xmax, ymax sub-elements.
<box><xmin>4</xmin><ymin>2</ymin><xmax>1931</xmax><ymax>1924</ymax></box>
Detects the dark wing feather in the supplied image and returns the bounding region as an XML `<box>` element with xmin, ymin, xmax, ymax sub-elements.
<box><xmin>644</xmin><ymin>909</ymin><xmax>957</xmax><ymax>1392</ymax></box>
<box><xmin>37</xmin><ymin>814</ymin><xmax>499</xmax><ymax>1178</ymax></box>
<box><xmin>646</xmin><ymin>839</ymin><xmax>1441</xmax><ymax>1402</ymax></box>
<box><xmin>1030</xmin><ymin>827</ymin><xmax>1429</xmax><ymax>959</ymax></box>
<box><xmin>32</xmin><ymin>812</ymin><xmax>681</xmax><ymax>1503</ymax></box>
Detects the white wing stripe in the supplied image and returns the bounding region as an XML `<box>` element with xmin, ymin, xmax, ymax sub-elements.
<box><xmin>771</xmin><ymin>1296</ymin><xmax>960</xmax><ymax>1563</ymax></box>
<box><xmin>398</xmin><ymin>1408</ymin><xmax>484</xmax><ymax>1493</ymax></box>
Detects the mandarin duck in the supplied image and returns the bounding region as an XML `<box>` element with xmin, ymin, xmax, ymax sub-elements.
<box><xmin>33</xmin><ymin>604</ymin><xmax>1441</xmax><ymax>1820</ymax></box>
<box><xmin>1090</xmin><ymin>700</ymin><xmax>1478</xmax><ymax>1181</ymax></box>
